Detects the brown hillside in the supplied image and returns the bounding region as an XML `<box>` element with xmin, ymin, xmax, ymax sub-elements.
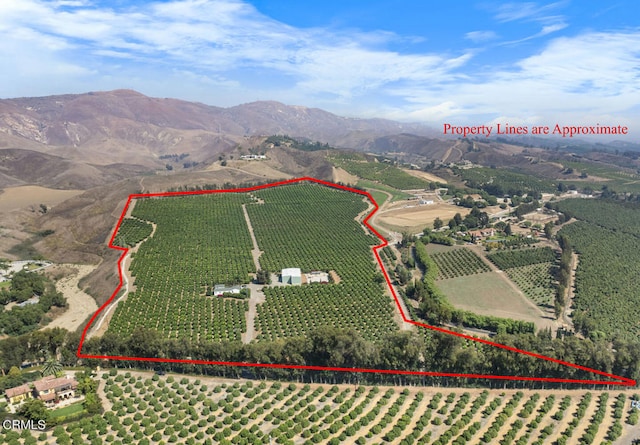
<box><xmin>0</xmin><ymin>90</ymin><xmax>441</xmax><ymax>168</ymax></box>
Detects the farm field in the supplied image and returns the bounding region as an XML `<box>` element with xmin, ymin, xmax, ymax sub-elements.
<box><xmin>560</xmin><ymin>160</ymin><xmax>640</xmax><ymax>194</ymax></box>
<box><xmin>112</xmin><ymin>218</ymin><xmax>153</xmax><ymax>248</ymax></box>
<box><xmin>247</xmin><ymin>184</ymin><xmax>397</xmax><ymax>342</ymax></box>
<box><xmin>559</xmin><ymin>221</ymin><xmax>640</xmax><ymax>340</ymax></box>
<box><xmin>487</xmin><ymin>248</ymin><xmax>557</xmax><ymax>271</ymax></box>
<box><xmin>331</xmin><ymin>158</ymin><xmax>431</xmax><ymax>190</ymax></box>
<box><xmin>356</xmin><ymin>179</ymin><xmax>412</xmax><ymax>202</ymax></box>
<box><xmin>426</xmin><ymin>243</ymin><xmax>457</xmax><ymax>254</ymax></box>
<box><xmin>13</xmin><ymin>369</ymin><xmax>640</xmax><ymax>445</ymax></box>
<box><xmin>106</xmin><ymin>181</ymin><xmax>398</xmax><ymax>345</ymax></box>
<box><xmin>553</xmin><ymin>199</ymin><xmax>640</xmax><ymax>340</ymax></box>
<box><xmin>366</xmin><ymin>188</ymin><xmax>390</xmax><ymax>208</ymax></box>
<box><xmin>505</xmin><ymin>263</ymin><xmax>557</xmax><ymax>308</ymax></box>
<box><xmin>486</xmin><ymin>248</ymin><xmax>558</xmax><ymax>308</ymax></box>
<box><xmin>431</xmin><ymin>248</ymin><xmax>491</xmax><ymax>280</ymax></box>
<box><xmin>457</xmin><ymin>167</ymin><xmax>556</xmax><ymax>197</ymax></box>
<box><xmin>377</xmin><ymin>203</ymin><xmax>470</xmax><ymax>233</ymax></box>
<box><xmin>108</xmin><ymin>193</ymin><xmax>255</xmax><ymax>342</ymax></box>
<box><xmin>437</xmin><ymin>272</ymin><xmax>546</xmax><ymax>326</ymax></box>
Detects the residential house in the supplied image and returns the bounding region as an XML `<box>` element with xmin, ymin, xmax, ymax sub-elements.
<box><xmin>468</xmin><ymin>229</ymin><xmax>496</xmax><ymax>241</ymax></box>
<box><xmin>5</xmin><ymin>384</ymin><xmax>32</xmax><ymax>405</ymax></box>
<box><xmin>33</xmin><ymin>375</ymin><xmax>78</xmax><ymax>405</ymax></box>
<box><xmin>5</xmin><ymin>375</ymin><xmax>79</xmax><ymax>407</ymax></box>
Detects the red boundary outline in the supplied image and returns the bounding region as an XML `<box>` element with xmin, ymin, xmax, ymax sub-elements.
<box><xmin>77</xmin><ymin>177</ymin><xmax>635</xmax><ymax>386</ymax></box>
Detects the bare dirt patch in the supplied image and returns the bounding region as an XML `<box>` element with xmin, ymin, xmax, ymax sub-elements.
<box><xmin>401</xmin><ymin>169</ymin><xmax>447</xmax><ymax>184</ymax></box>
<box><xmin>0</xmin><ymin>186</ymin><xmax>82</xmax><ymax>213</ymax></box>
<box><xmin>45</xmin><ymin>264</ymin><xmax>99</xmax><ymax>332</ymax></box>
<box><xmin>329</xmin><ymin>270</ymin><xmax>341</xmax><ymax>284</ymax></box>
<box><xmin>332</xmin><ymin>166</ymin><xmax>358</xmax><ymax>185</ymax></box>
<box><xmin>523</xmin><ymin>211</ymin><xmax>557</xmax><ymax>223</ymax></box>
<box><xmin>214</xmin><ymin>159</ymin><xmax>293</xmax><ymax>180</ymax></box>
<box><xmin>378</xmin><ymin>203</ymin><xmax>470</xmax><ymax>232</ymax></box>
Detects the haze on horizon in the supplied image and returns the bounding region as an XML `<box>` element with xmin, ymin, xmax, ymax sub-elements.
<box><xmin>1</xmin><ymin>0</ymin><xmax>639</xmax><ymax>140</ymax></box>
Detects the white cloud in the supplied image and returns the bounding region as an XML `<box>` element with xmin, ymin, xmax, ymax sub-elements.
<box><xmin>0</xmin><ymin>0</ymin><xmax>638</xmax><ymax>138</ymax></box>
<box><xmin>465</xmin><ymin>31</ymin><xmax>498</xmax><ymax>42</ymax></box>
<box><xmin>0</xmin><ymin>0</ymin><xmax>471</xmax><ymax>102</ymax></box>
<box><xmin>384</xmin><ymin>30</ymin><xmax>640</xmax><ymax>138</ymax></box>
<box><xmin>494</xmin><ymin>1</ymin><xmax>567</xmax><ymax>24</ymax></box>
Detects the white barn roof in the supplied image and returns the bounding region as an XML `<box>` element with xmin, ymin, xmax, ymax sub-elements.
<box><xmin>281</xmin><ymin>268</ymin><xmax>301</xmax><ymax>277</ymax></box>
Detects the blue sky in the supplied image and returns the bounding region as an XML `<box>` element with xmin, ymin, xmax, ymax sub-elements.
<box><xmin>1</xmin><ymin>0</ymin><xmax>639</xmax><ymax>137</ymax></box>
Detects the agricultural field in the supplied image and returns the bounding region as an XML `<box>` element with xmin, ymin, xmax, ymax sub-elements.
<box><xmin>554</xmin><ymin>199</ymin><xmax>640</xmax><ymax>237</ymax></box>
<box><xmin>437</xmin><ymin>272</ymin><xmax>545</xmax><ymax>326</ymax></box>
<box><xmin>248</xmin><ymin>184</ymin><xmax>397</xmax><ymax>342</ymax></box>
<box><xmin>108</xmin><ymin>193</ymin><xmax>255</xmax><ymax>341</ymax></box>
<box><xmin>504</xmin><ymin>263</ymin><xmax>557</xmax><ymax>308</ymax></box>
<box><xmin>559</xmin><ymin>221</ymin><xmax>640</xmax><ymax>340</ymax></box>
<box><xmin>378</xmin><ymin>246</ymin><xmax>397</xmax><ymax>271</ymax></box>
<box><xmin>560</xmin><ymin>160</ymin><xmax>640</xmax><ymax>194</ymax></box>
<box><xmin>458</xmin><ymin>167</ymin><xmax>556</xmax><ymax>197</ymax></box>
<box><xmin>377</xmin><ymin>203</ymin><xmax>470</xmax><ymax>233</ymax></box>
<box><xmin>367</xmin><ymin>188</ymin><xmax>390</xmax><ymax>208</ymax></box>
<box><xmin>486</xmin><ymin>248</ymin><xmax>558</xmax><ymax>308</ymax></box>
<box><xmin>106</xmin><ymin>182</ymin><xmax>398</xmax><ymax>345</ymax></box>
<box><xmin>553</xmin><ymin>199</ymin><xmax>640</xmax><ymax>340</ymax></box>
<box><xmin>431</xmin><ymin>248</ymin><xmax>491</xmax><ymax>280</ymax></box>
<box><xmin>11</xmin><ymin>369</ymin><xmax>640</xmax><ymax>445</ymax></box>
<box><xmin>356</xmin><ymin>179</ymin><xmax>412</xmax><ymax>202</ymax></box>
<box><xmin>486</xmin><ymin>247</ymin><xmax>557</xmax><ymax>271</ymax></box>
<box><xmin>112</xmin><ymin>218</ymin><xmax>153</xmax><ymax>248</ymax></box>
<box><xmin>331</xmin><ymin>157</ymin><xmax>431</xmax><ymax>190</ymax></box>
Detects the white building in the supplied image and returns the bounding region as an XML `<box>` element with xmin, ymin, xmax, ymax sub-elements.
<box><xmin>240</xmin><ymin>154</ymin><xmax>267</xmax><ymax>160</ymax></box>
<box><xmin>306</xmin><ymin>271</ymin><xmax>329</xmax><ymax>284</ymax></box>
<box><xmin>281</xmin><ymin>268</ymin><xmax>302</xmax><ymax>285</ymax></box>
<box><xmin>213</xmin><ymin>284</ymin><xmax>243</xmax><ymax>296</ymax></box>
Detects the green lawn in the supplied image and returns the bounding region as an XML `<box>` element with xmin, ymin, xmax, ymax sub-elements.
<box><xmin>366</xmin><ymin>189</ymin><xmax>389</xmax><ymax>207</ymax></box>
<box><xmin>437</xmin><ymin>272</ymin><xmax>543</xmax><ymax>325</ymax></box>
<box><xmin>0</xmin><ymin>281</ymin><xmax>10</xmax><ymax>289</ymax></box>
<box><xmin>50</xmin><ymin>402</ymin><xmax>85</xmax><ymax>418</ymax></box>
<box><xmin>357</xmin><ymin>179</ymin><xmax>411</xmax><ymax>202</ymax></box>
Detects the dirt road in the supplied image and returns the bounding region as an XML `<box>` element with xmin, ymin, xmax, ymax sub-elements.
<box><xmin>241</xmin><ymin>203</ymin><xmax>264</xmax><ymax>344</ymax></box>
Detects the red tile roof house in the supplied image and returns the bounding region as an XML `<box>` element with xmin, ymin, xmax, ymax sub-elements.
<box><xmin>468</xmin><ymin>229</ymin><xmax>495</xmax><ymax>240</ymax></box>
<box><xmin>5</xmin><ymin>375</ymin><xmax>79</xmax><ymax>407</ymax></box>
<box><xmin>5</xmin><ymin>384</ymin><xmax>33</xmax><ymax>405</ymax></box>
<box><xmin>33</xmin><ymin>376</ymin><xmax>79</xmax><ymax>406</ymax></box>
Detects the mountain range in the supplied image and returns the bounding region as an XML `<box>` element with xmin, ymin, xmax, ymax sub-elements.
<box><xmin>0</xmin><ymin>89</ymin><xmax>448</xmax><ymax>189</ymax></box>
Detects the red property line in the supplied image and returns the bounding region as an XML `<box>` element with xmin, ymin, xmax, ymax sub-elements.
<box><xmin>77</xmin><ymin>177</ymin><xmax>636</xmax><ymax>387</ymax></box>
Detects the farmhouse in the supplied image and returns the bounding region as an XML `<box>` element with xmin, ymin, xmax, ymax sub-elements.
<box><xmin>281</xmin><ymin>268</ymin><xmax>302</xmax><ymax>285</ymax></box>
<box><xmin>213</xmin><ymin>284</ymin><xmax>243</xmax><ymax>297</ymax></box>
<box><xmin>468</xmin><ymin>229</ymin><xmax>495</xmax><ymax>240</ymax></box>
